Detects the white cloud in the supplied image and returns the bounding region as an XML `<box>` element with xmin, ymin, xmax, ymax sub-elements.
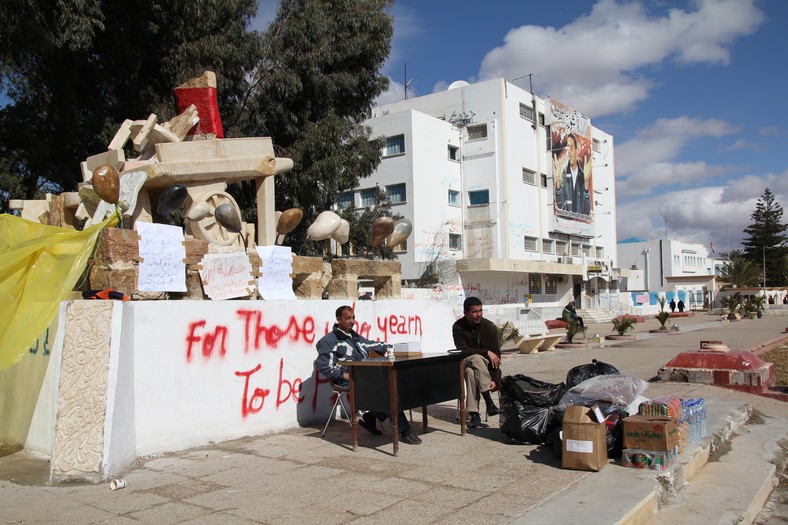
<box><xmin>374</xmin><ymin>78</ymin><xmax>407</xmax><ymax>106</ymax></box>
<box><xmin>720</xmin><ymin>170</ymin><xmax>788</xmax><ymax>203</ymax></box>
<box><xmin>614</xmin><ymin>116</ymin><xmax>739</xmax><ymax>197</ymax></box>
<box><xmin>616</xmin><ymin>181</ymin><xmax>788</xmax><ymax>250</ymax></box>
<box><xmin>759</xmin><ymin>125</ymin><xmax>782</xmax><ymax>137</ymax></box>
<box><xmin>720</xmin><ymin>138</ymin><xmax>764</xmax><ymax>153</ymax></box>
<box><xmin>617</xmin><ymin>161</ymin><xmax>733</xmax><ymax>198</ymax></box>
<box><xmin>477</xmin><ymin>0</ymin><xmax>764</xmax><ymax>117</ymax></box>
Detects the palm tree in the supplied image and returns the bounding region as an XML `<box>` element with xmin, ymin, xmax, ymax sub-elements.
<box><xmin>655</xmin><ymin>297</ymin><xmax>670</xmax><ymax>330</ymax></box>
<box><xmin>719</xmin><ymin>250</ymin><xmax>762</xmax><ymax>288</ymax></box>
<box><xmin>497</xmin><ymin>322</ymin><xmax>521</xmax><ymax>348</ymax></box>
<box><xmin>612</xmin><ymin>316</ymin><xmax>637</xmax><ymax>335</ymax></box>
<box><xmin>720</xmin><ymin>292</ymin><xmax>742</xmax><ymax>320</ymax></box>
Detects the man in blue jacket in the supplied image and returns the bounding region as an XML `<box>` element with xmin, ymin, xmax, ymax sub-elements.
<box><xmin>315</xmin><ymin>305</ymin><xmax>421</xmax><ymax>445</ymax></box>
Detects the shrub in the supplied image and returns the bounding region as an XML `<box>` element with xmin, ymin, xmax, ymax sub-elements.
<box><xmin>612</xmin><ymin>316</ymin><xmax>637</xmax><ymax>335</ymax></box>
<box><xmin>565</xmin><ymin>319</ymin><xmax>586</xmax><ymax>343</ymax></box>
<box><xmin>497</xmin><ymin>321</ymin><xmax>521</xmax><ymax>347</ymax></box>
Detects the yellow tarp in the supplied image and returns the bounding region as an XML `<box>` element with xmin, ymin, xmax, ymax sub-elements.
<box><xmin>0</xmin><ymin>210</ymin><xmax>120</xmax><ymax>370</ymax></box>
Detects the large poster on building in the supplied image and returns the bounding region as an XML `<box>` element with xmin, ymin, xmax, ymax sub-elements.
<box><xmin>547</xmin><ymin>98</ymin><xmax>594</xmax><ymax>237</ymax></box>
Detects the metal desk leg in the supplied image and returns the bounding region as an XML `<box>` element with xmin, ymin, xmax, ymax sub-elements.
<box><xmin>349</xmin><ymin>370</ymin><xmax>358</xmax><ymax>452</ymax></box>
<box><xmin>389</xmin><ymin>367</ymin><xmax>399</xmax><ymax>456</ymax></box>
<box><xmin>459</xmin><ymin>359</ymin><xmax>466</xmax><ymax>436</ymax></box>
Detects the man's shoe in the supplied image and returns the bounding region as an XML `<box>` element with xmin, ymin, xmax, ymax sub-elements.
<box><xmin>468</xmin><ymin>412</ymin><xmax>482</xmax><ymax>428</ymax></box>
<box><xmin>358</xmin><ymin>413</ymin><xmax>382</xmax><ymax>435</ymax></box>
<box><xmin>486</xmin><ymin>403</ymin><xmax>500</xmax><ymax>417</ymax></box>
<box><xmin>400</xmin><ymin>430</ymin><xmax>422</xmax><ymax>445</ymax></box>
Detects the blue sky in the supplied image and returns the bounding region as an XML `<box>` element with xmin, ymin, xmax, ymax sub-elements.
<box><xmin>374</xmin><ymin>0</ymin><xmax>788</xmax><ymax>253</ymax></box>
<box><xmin>4</xmin><ymin>2</ymin><xmax>775</xmax><ymax>254</ymax></box>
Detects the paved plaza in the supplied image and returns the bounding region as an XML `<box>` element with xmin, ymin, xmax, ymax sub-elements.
<box><xmin>1</xmin><ymin>313</ymin><xmax>786</xmax><ymax>524</ymax></box>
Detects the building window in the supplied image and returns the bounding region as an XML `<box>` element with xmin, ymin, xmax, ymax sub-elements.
<box><xmin>541</xmin><ymin>173</ymin><xmax>548</xmax><ymax>188</ymax></box>
<box><xmin>467</xmin><ymin>124</ymin><xmax>487</xmax><ymax>141</ymax></box>
<box><xmin>385</xmin><ymin>183</ymin><xmax>406</xmax><ymax>203</ymax></box>
<box><xmin>538</xmin><ymin>113</ymin><xmax>545</xmax><ymax>126</ymax></box>
<box><xmin>596</xmin><ymin>246</ymin><xmax>604</xmax><ymax>258</ymax></box>
<box><xmin>519</xmin><ymin>103</ymin><xmax>535</xmax><ymax>122</ymax></box>
<box><xmin>360</xmin><ymin>188</ymin><xmax>377</xmax><ymax>207</ymax></box>
<box><xmin>582</xmin><ymin>245</ymin><xmax>591</xmax><ymax>257</ymax></box>
<box><xmin>522</xmin><ymin>168</ymin><xmax>536</xmax><ymax>185</ymax></box>
<box><xmin>468</xmin><ymin>189</ymin><xmax>489</xmax><ymax>206</ymax></box>
<box><xmin>571</xmin><ymin>244</ymin><xmax>581</xmax><ymax>257</ymax></box>
<box><xmin>337</xmin><ymin>191</ymin><xmax>354</xmax><ymax>209</ymax></box>
<box><xmin>383</xmin><ymin>134</ymin><xmax>405</xmax><ymax>156</ymax></box>
<box><xmin>544</xmin><ymin>274</ymin><xmax>558</xmax><ymax>295</ymax></box>
<box><xmin>546</xmin><ymin>126</ymin><xmax>552</xmax><ymax>152</ymax></box>
<box><xmin>592</xmin><ymin>139</ymin><xmax>601</xmax><ymax>153</ymax></box>
<box><xmin>524</xmin><ymin>236</ymin><xmax>539</xmax><ymax>252</ymax></box>
<box><xmin>448</xmin><ymin>144</ymin><xmax>459</xmax><ymax>161</ymax></box>
<box><xmin>529</xmin><ymin>273</ymin><xmax>542</xmax><ymax>295</ymax></box>
<box><xmin>556</xmin><ymin>241</ymin><xmax>568</xmax><ymax>257</ymax></box>
<box><xmin>449</xmin><ymin>233</ymin><xmax>462</xmax><ymax>250</ymax></box>
<box><xmin>448</xmin><ymin>189</ymin><xmax>460</xmax><ymax>207</ymax></box>
<box><xmin>543</xmin><ymin>239</ymin><xmax>554</xmax><ymax>254</ymax></box>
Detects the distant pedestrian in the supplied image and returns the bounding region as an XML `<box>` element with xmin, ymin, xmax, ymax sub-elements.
<box><xmin>768</xmin><ymin>295</ymin><xmax>775</xmax><ymax>305</ymax></box>
<box><xmin>677</xmin><ymin>299</ymin><xmax>685</xmax><ymax>313</ymax></box>
<box><xmin>562</xmin><ymin>301</ymin><xmax>584</xmax><ymax>328</ymax></box>
<box><xmin>783</xmin><ymin>295</ymin><xmax>788</xmax><ymax>305</ymax></box>
<box><xmin>669</xmin><ymin>299</ymin><xmax>676</xmax><ymax>312</ymax></box>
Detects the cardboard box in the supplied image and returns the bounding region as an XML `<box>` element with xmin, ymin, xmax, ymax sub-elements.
<box><xmin>623</xmin><ymin>416</ymin><xmax>679</xmax><ymax>451</ymax></box>
<box><xmin>562</xmin><ymin>404</ymin><xmax>607</xmax><ymax>471</ymax></box>
<box><xmin>392</xmin><ymin>341</ymin><xmax>422</xmax><ymax>356</ymax></box>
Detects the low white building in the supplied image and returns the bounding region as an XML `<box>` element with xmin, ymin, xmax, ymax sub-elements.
<box><xmin>340</xmin><ymin>78</ymin><xmax>620</xmax><ymax>319</ymax></box>
<box><xmin>617</xmin><ymin>237</ymin><xmax>715</xmax><ymax>310</ymax></box>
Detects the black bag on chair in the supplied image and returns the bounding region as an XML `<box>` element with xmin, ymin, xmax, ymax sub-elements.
<box><xmin>499</xmin><ymin>375</ymin><xmax>566</xmax><ymax>444</ymax></box>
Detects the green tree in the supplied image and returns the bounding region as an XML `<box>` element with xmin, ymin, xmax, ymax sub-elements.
<box><xmin>719</xmin><ymin>249</ymin><xmax>762</xmax><ymax>288</ymax></box>
<box><xmin>244</xmin><ymin>0</ymin><xmax>393</xmax><ymax>256</ymax></box>
<box><xmin>742</xmin><ymin>188</ymin><xmax>788</xmax><ymax>286</ymax></box>
<box><xmin>0</xmin><ymin>0</ymin><xmax>262</xmax><ymax>203</ymax></box>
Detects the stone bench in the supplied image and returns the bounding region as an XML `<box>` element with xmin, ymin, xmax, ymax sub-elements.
<box><xmin>513</xmin><ymin>320</ymin><xmax>564</xmax><ymax>354</ymax></box>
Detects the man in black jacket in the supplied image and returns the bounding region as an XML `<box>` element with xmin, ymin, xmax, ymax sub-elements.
<box><xmin>452</xmin><ymin>297</ymin><xmax>501</xmax><ymax>428</ymax></box>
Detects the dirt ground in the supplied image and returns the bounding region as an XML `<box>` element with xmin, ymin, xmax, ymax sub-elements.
<box><xmin>762</xmin><ymin>343</ymin><xmax>788</xmax><ymax>386</ymax></box>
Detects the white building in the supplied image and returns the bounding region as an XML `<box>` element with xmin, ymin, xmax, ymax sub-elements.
<box><xmin>340</xmin><ymin>78</ymin><xmax>620</xmax><ymax>318</ymax></box>
<box><xmin>617</xmin><ymin>237</ymin><xmax>715</xmax><ymax>311</ymax></box>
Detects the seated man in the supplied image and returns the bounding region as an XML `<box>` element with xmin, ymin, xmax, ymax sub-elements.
<box><xmin>315</xmin><ymin>305</ymin><xmax>421</xmax><ymax>445</ymax></box>
<box><xmin>562</xmin><ymin>301</ymin><xmax>584</xmax><ymax>328</ymax></box>
<box><xmin>452</xmin><ymin>297</ymin><xmax>501</xmax><ymax>428</ymax></box>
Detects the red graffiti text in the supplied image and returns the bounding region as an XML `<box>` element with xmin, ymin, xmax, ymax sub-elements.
<box><xmin>186</xmin><ymin>321</ymin><xmax>229</xmax><ymax>362</ymax></box>
<box><xmin>237</xmin><ymin>309</ymin><xmax>316</xmax><ymax>352</ymax></box>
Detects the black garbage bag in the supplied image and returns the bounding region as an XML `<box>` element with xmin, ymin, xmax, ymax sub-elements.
<box><xmin>604</xmin><ymin>407</ymin><xmax>627</xmax><ymax>458</ymax></box>
<box><xmin>565</xmin><ymin>359</ymin><xmax>620</xmax><ymax>389</ymax></box>
<box><xmin>499</xmin><ymin>375</ymin><xmax>566</xmax><ymax>444</ymax></box>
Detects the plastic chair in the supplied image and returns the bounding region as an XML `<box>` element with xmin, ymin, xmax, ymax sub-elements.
<box><xmin>321</xmin><ymin>382</ymin><xmax>352</xmax><ymax>437</ymax></box>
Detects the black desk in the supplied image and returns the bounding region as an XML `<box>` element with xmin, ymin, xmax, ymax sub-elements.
<box><xmin>345</xmin><ymin>353</ymin><xmax>466</xmax><ymax>456</ymax></box>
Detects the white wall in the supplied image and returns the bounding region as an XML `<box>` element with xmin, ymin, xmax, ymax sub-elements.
<box><xmin>29</xmin><ymin>299</ymin><xmax>459</xmax><ymax>476</ymax></box>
